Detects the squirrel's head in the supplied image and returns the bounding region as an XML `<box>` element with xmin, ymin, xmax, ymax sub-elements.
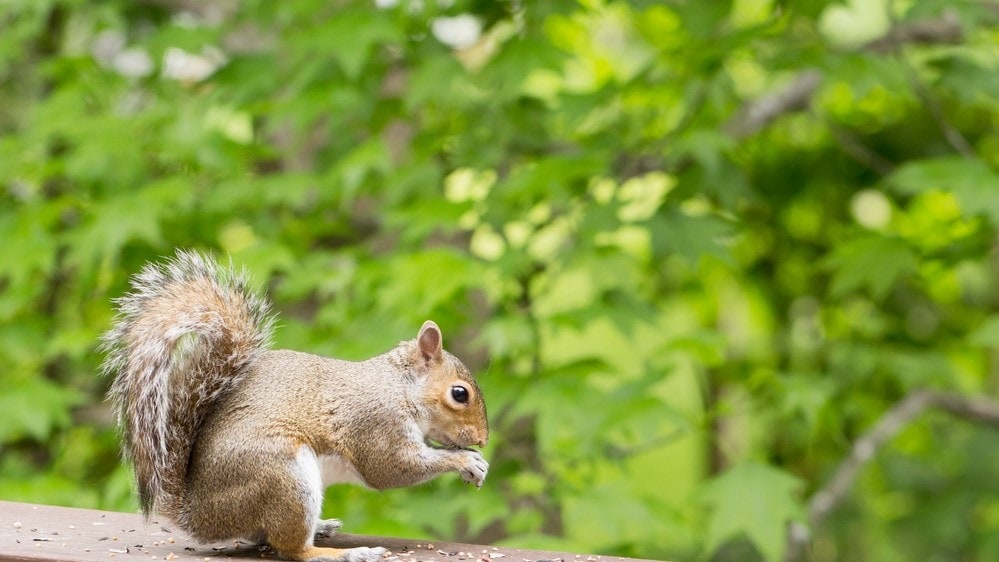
<box><xmin>409</xmin><ymin>320</ymin><xmax>489</xmax><ymax>449</ymax></box>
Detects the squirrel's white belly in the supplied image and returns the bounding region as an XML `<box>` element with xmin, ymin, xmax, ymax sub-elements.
<box><xmin>316</xmin><ymin>452</ymin><xmax>369</xmax><ymax>488</ymax></box>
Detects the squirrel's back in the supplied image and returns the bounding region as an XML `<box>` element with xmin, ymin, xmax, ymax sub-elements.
<box><xmin>101</xmin><ymin>250</ymin><xmax>274</xmax><ymax>518</ymax></box>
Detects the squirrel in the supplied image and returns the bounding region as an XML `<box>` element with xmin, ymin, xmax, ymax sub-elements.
<box><xmin>100</xmin><ymin>250</ymin><xmax>489</xmax><ymax>562</ymax></box>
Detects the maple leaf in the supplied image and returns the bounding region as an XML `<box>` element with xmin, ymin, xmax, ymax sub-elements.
<box><xmin>700</xmin><ymin>462</ymin><xmax>805</xmax><ymax>562</ymax></box>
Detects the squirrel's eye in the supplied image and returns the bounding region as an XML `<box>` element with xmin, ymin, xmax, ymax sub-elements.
<box><xmin>451</xmin><ymin>385</ymin><xmax>469</xmax><ymax>404</ymax></box>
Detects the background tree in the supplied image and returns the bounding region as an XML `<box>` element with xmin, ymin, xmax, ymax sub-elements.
<box><xmin>2</xmin><ymin>1</ymin><xmax>999</xmax><ymax>561</ymax></box>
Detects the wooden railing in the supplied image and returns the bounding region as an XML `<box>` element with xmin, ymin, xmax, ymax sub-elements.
<box><xmin>0</xmin><ymin>501</ymin><xmax>663</xmax><ymax>562</ymax></box>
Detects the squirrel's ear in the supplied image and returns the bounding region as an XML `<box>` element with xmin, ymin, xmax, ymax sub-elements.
<box><xmin>418</xmin><ymin>320</ymin><xmax>442</xmax><ymax>362</ymax></box>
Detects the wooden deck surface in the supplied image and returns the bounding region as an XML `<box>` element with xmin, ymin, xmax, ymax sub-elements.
<box><xmin>0</xmin><ymin>501</ymin><xmax>663</xmax><ymax>562</ymax></box>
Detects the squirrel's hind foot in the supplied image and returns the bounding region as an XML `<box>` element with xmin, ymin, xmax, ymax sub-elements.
<box><xmin>299</xmin><ymin>545</ymin><xmax>387</xmax><ymax>562</ymax></box>
<box><xmin>314</xmin><ymin>518</ymin><xmax>343</xmax><ymax>539</ymax></box>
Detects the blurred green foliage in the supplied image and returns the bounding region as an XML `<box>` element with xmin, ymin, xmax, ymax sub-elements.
<box><xmin>2</xmin><ymin>1</ymin><xmax>999</xmax><ymax>561</ymax></box>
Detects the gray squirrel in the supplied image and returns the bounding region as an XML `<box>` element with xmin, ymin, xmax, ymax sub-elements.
<box><xmin>101</xmin><ymin>250</ymin><xmax>489</xmax><ymax>562</ymax></box>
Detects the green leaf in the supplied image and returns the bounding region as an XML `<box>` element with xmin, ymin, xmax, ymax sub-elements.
<box><xmin>700</xmin><ymin>462</ymin><xmax>805</xmax><ymax>562</ymax></box>
<box><xmin>406</xmin><ymin>54</ymin><xmax>467</xmax><ymax>111</ymax></box>
<box><xmin>563</xmin><ymin>479</ymin><xmax>659</xmax><ymax>552</ymax></box>
<box><xmin>0</xmin><ymin>473</ymin><xmax>101</xmax><ymax>509</ymax></box>
<box><xmin>648</xmin><ymin>209</ymin><xmax>734</xmax><ymax>263</ymax></box>
<box><xmin>822</xmin><ymin>234</ymin><xmax>917</xmax><ymax>299</ymax></box>
<box><xmin>374</xmin><ymin>249</ymin><xmax>482</xmax><ymax>320</ymax></box>
<box><xmin>478</xmin><ymin>315</ymin><xmax>537</xmax><ymax>359</ymax></box>
<box><xmin>969</xmin><ymin>316</ymin><xmax>999</xmax><ymax>347</ymax></box>
<box><xmin>0</xmin><ymin>200</ymin><xmax>61</xmax><ymax>293</ymax></box>
<box><xmin>936</xmin><ymin>56</ymin><xmax>999</xmax><ymax>105</ymax></box>
<box><xmin>318</xmin><ymin>8</ymin><xmax>402</xmax><ymax>80</ymax></box>
<box><xmin>68</xmin><ymin>178</ymin><xmax>194</xmax><ymax>268</ymax></box>
<box><xmin>326</xmin><ymin>137</ymin><xmax>392</xmax><ymax>203</ymax></box>
<box><xmin>0</xmin><ymin>377</ymin><xmax>82</xmax><ymax>443</ymax></box>
<box><xmin>826</xmin><ymin>53</ymin><xmax>909</xmax><ymax>98</ymax></box>
<box><xmin>889</xmin><ymin>157</ymin><xmax>999</xmax><ymax>224</ymax></box>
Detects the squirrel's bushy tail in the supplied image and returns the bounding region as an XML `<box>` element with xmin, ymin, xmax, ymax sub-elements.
<box><xmin>101</xmin><ymin>250</ymin><xmax>273</xmax><ymax>517</ymax></box>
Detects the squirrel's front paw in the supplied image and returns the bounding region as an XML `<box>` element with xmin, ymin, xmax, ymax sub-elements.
<box><xmin>458</xmin><ymin>449</ymin><xmax>489</xmax><ymax>488</ymax></box>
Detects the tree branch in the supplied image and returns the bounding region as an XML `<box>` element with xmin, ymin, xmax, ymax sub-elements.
<box><xmin>723</xmin><ymin>12</ymin><xmax>965</xmax><ymax>141</ymax></box>
<box><xmin>784</xmin><ymin>389</ymin><xmax>999</xmax><ymax>562</ymax></box>
<box><xmin>882</xmin><ymin>9</ymin><xmax>976</xmax><ymax>157</ymax></box>
<box><xmin>616</xmin><ymin>13</ymin><xmax>967</xmax><ymax>179</ymax></box>
<box><xmin>724</xmin><ymin>70</ymin><xmax>823</xmax><ymax>140</ymax></box>
<box><xmin>864</xmin><ymin>10</ymin><xmax>963</xmax><ymax>52</ymax></box>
